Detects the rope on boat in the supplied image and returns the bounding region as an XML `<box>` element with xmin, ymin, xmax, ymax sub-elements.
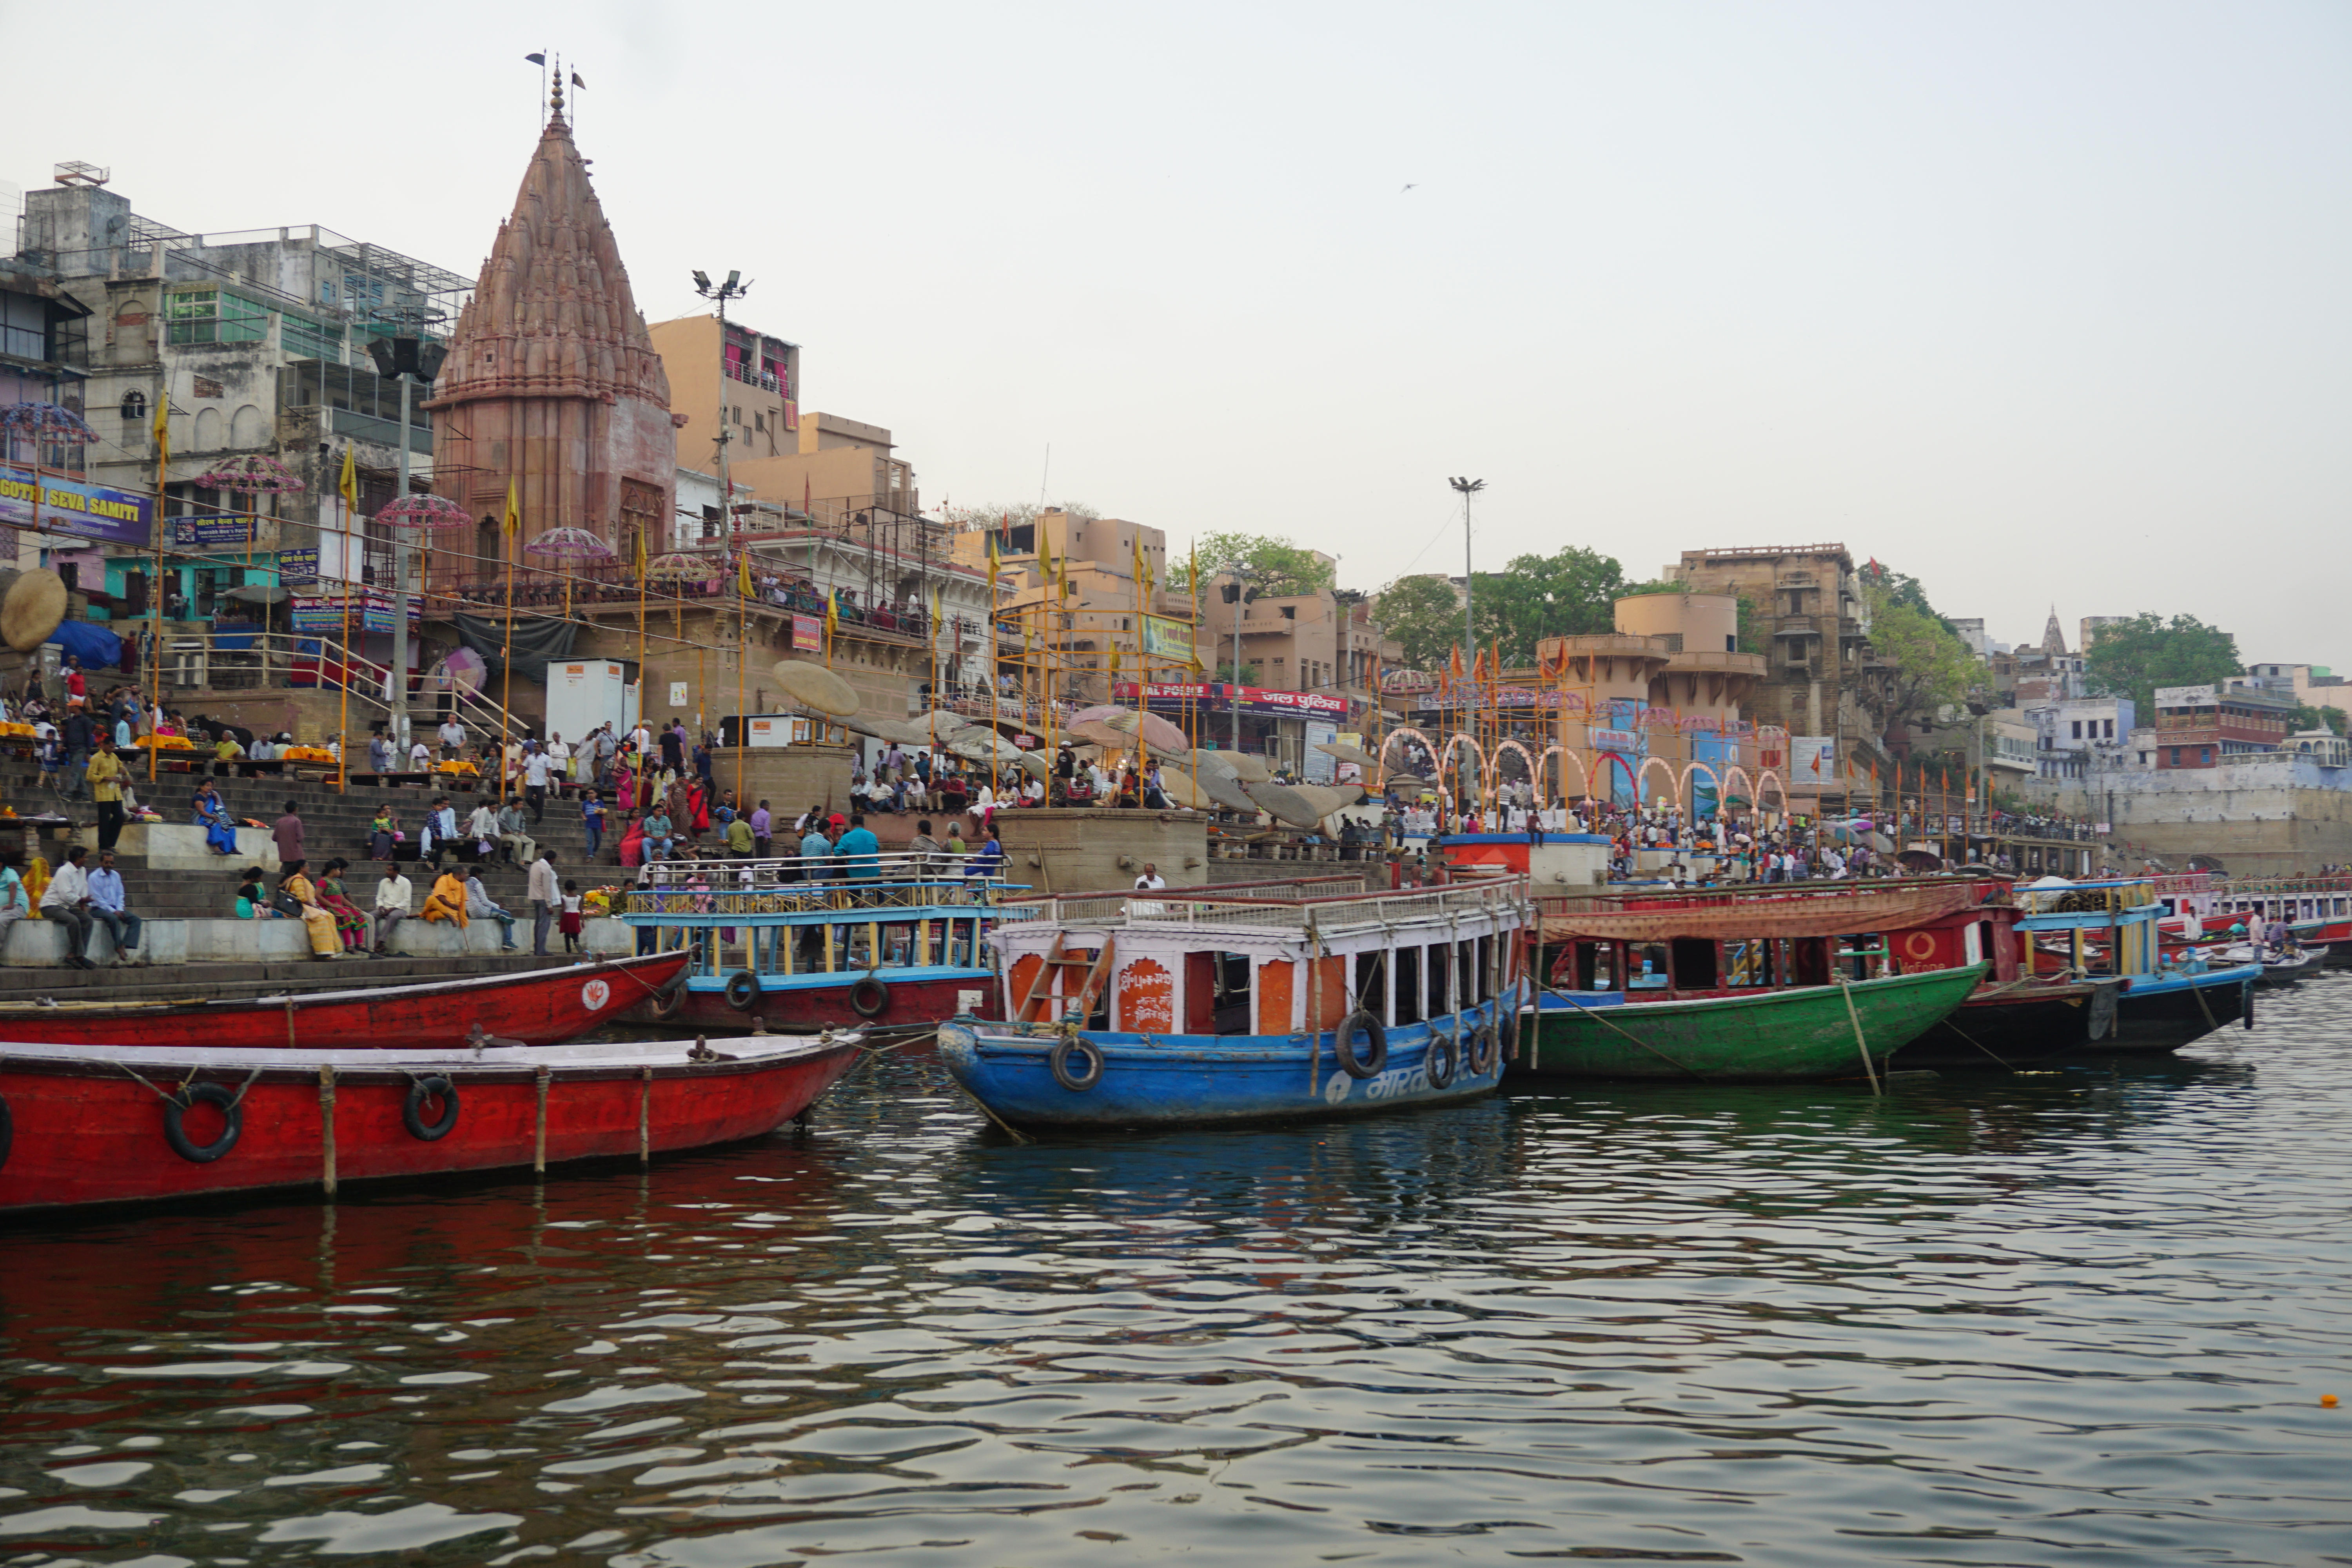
<box><xmin>1938</xmin><ymin>1015</ymin><xmax>2016</xmax><ymax>1072</ymax></box>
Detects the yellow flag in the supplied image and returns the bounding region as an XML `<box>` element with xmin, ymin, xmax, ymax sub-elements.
<box><xmin>986</xmin><ymin>532</ymin><xmax>999</xmax><ymax>588</ymax></box>
<box><xmin>825</xmin><ymin>589</ymin><xmax>839</xmax><ymax>637</ymax></box>
<box><xmin>930</xmin><ymin>586</ymin><xmax>942</xmax><ymax>635</ymax></box>
<box><xmin>336</xmin><ymin>444</ymin><xmax>358</xmax><ymax>515</ymax></box>
<box><xmin>633</xmin><ymin>525</ymin><xmax>648</xmax><ymax>577</ymax></box>
<box><xmin>738</xmin><ymin>551</ymin><xmax>753</xmax><ymax>600</ymax></box>
<box><xmin>152</xmin><ymin>392</ymin><xmax>170</xmax><ymax>474</ymax></box>
<box><xmin>502</xmin><ymin>477</ymin><xmax>520</xmax><ymax>537</ymax></box>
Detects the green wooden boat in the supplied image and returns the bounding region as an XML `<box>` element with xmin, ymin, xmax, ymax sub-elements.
<box><xmin>1515</xmin><ymin>963</ymin><xmax>1988</xmax><ymax>1082</ymax></box>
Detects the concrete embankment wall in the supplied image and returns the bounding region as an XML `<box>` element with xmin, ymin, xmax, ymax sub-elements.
<box><xmin>2020</xmin><ymin>760</ymin><xmax>2352</xmax><ymax>875</ymax></box>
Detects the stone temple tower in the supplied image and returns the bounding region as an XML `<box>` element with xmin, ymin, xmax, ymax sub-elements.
<box><xmin>426</xmin><ymin>82</ymin><xmax>681</xmax><ymax>583</ymax></box>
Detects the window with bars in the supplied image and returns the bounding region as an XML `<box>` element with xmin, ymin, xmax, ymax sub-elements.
<box><xmin>167</xmin><ymin>289</ymin><xmax>269</xmax><ymax>345</ymax></box>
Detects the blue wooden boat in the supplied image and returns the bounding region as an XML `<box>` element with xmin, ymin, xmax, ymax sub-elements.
<box><xmin>936</xmin><ymin>871</ymin><xmax>1534</xmax><ymax>1130</ymax></box>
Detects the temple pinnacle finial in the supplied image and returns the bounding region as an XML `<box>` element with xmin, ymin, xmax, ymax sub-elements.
<box><xmin>551</xmin><ymin>50</ymin><xmax>564</xmax><ymax>116</ymax></box>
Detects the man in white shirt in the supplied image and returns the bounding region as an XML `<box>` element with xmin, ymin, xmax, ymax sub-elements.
<box><xmin>465</xmin><ymin>800</ymin><xmax>501</xmax><ymax>859</ymax></box>
<box><xmin>408</xmin><ymin>739</ymin><xmax>432</xmax><ymax>773</ymax></box>
<box><xmin>437</xmin><ymin>717</ymin><xmax>466</xmax><ymax>759</ymax></box>
<box><xmin>524</xmin><ymin>745</ymin><xmax>552</xmax><ymax>823</ymax></box>
<box><xmin>1132</xmin><ymin>863</ymin><xmax>1167</xmax><ymax>891</ymax></box>
<box><xmin>41</xmin><ymin>844</ymin><xmax>96</xmax><ymax>968</ymax></box>
<box><xmin>372</xmin><ymin>862</ymin><xmax>413</xmax><ymax>956</ymax></box>
<box><xmin>528</xmin><ymin>851</ymin><xmax>560</xmax><ymax>955</ymax></box>
<box><xmin>546</xmin><ymin>732</ymin><xmax>571</xmax><ymax>783</ymax></box>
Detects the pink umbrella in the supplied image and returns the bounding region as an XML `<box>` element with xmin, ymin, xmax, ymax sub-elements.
<box><xmin>375</xmin><ymin>495</ymin><xmax>473</xmax><ymax>529</ymax></box>
<box><xmin>0</xmin><ymin>400</ymin><xmax>100</xmax><ymax>444</ymax></box>
<box><xmin>524</xmin><ymin>526</ymin><xmax>616</xmax><ymax>559</ymax></box>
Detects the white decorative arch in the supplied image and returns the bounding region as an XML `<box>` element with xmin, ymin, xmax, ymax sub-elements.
<box><xmin>1756</xmin><ymin>768</ymin><xmax>1787</xmax><ymax>815</ymax></box>
<box><xmin>1637</xmin><ymin>755</ymin><xmax>1678</xmax><ymax>809</ymax></box>
<box><xmin>1723</xmin><ymin>764</ymin><xmax>1755</xmax><ymax>812</ymax></box>
<box><xmin>1681</xmin><ymin>760</ymin><xmax>1721</xmax><ymax>817</ymax></box>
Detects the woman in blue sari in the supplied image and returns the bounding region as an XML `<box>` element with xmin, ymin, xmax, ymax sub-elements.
<box><xmin>192</xmin><ymin>781</ymin><xmax>238</xmax><ymax>856</ymax></box>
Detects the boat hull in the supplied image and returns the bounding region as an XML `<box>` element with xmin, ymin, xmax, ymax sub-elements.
<box><xmin>0</xmin><ymin>953</ymin><xmax>690</xmax><ymax>1052</ymax></box>
<box><xmin>641</xmin><ymin>970</ymin><xmax>992</xmax><ymax>1036</ymax></box>
<box><xmin>0</xmin><ymin>1034</ymin><xmax>861</xmax><ymax>1214</ymax></box>
<box><xmin>936</xmin><ymin>996</ymin><xmax>1519</xmax><ymax>1130</ymax></box>
<box><xmin>2082</xmin><ymin>966</ymin><xmax>2259</xmax><ymax>1054</ymax></box>
<box><xmin>1888</xmin><ymin>981</ymin><xmax>2119</xmax><ymax>1071</ymax></box>
<box><xmin>1515</xmin><ymin>964</ymin><xmax>1987</xmax><ymax>1082</ymax></box>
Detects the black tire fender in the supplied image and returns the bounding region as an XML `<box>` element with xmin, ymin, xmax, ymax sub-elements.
<box><xmin>1338</xmin><ymin>1009</ymin><xmax>1387</xmax><ymax>1080</ymax></box>
<box><xmin>1425</xmin><ymin>1024</ymin><xmax>1458</xmax><ymax>1089</ymax></box>
<box><xmin>723</xmin><ymin>969</ymin><xmax>762</xmax><ymax>1012</ymax></box>
<box><xmin>1496</xmin><ymin>1005</ymin><xmax>1519</xmax><ymax>1064</ymax></box>
<box><xmin>1048</xmin><ymin>1034</ymin><xmax>1104</xmax><ymax>1091</ymax></box>
<box><xmin>849</xmin><ymin>976</ymin><xmax>891</xmax><ymax>1020</ymax></box>
<box><xmin>1468</xmin><ymin>1020</ymin><xmax>1500</xmax><ymax>1077</ymax></box>
<box><xmin>403</xmin><ymin>1076</ymin><xmax>460</xmax><ymax>1142</ymax></box>
<box><xmin>652</xmin><ymin>974</ymin><xmax>690</xmax><ymax>1021</ymax></box>
<box><xmin>163</xmin><ymin>1082</ymin><xmax>241</xmax><ymax>1164</ymax></box>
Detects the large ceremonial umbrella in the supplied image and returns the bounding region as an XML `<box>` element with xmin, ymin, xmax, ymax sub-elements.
<box><xmin>1315</xmin><ymin>740</ymin><xmax>1381</xmax><ymax>771</ymax></box>
<box><xmin>1214</xmin><ymin>750</ymin><xmax>1273</xmax><ymax>784</ymax></box>
<box><xmin>1102</xmin><ymin>707</ymin><xmax>1188</xmax><ymax>755</ymax></box>
<box><xmin>376</xmin><ymin>494</ymin><xmax>472</xmax><ymax>529</ymax></box>
<box><xmin>1194</xmin><ymin>765</ymin><xmax>1261</xmax><ymax>815</ymax></box>
<box><xmin>1244</xmin><ymin>779</ymin><xmax>1325</xmax><ymax>829</ymax></box>
<box><xmin>648</xmin><ymin>552</ymin><xmax>718</xmax><ymax>581</ymax></box>
<box><xmin>1</xmin><ymin>568</ymin><xmax>67</xmax><ymax>653</ymax></box>
<box><xmin>193</xmin><ymin>454</ymin><xmax>306</xmax><ymax>570</ymax></box>
<box><xmin>951</xmin><ymin>731</ymin><xmax>1026</xmax><ymax>765</ymax></box>
<box><xmin>524</xmin><ymin>526</ymin><xmax>616</xmax><ymax>615</ymax></box>
<box><xmin>769</xmin><ymin>659</ymin><xmax>860</xmax><ymax>718</ymax></box>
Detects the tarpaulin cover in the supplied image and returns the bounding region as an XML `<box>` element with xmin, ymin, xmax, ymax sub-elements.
<box><xmin>451</xmin><ymin>612</ymin><xmax>579</xmax><ymax>686</ymax></box>
<box><xmin>1541</xmin><ymin>883</ymin><xmax>1978</xmax><ymax>944</ymax></box>
<box><xmin>45</xmin><ymin>620</ymin><xmax>125</xmax><ymax>670</ymax></box>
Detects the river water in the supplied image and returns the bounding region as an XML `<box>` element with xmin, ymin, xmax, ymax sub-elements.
<box><xmin>5</xmin><ymin>979</ymin><xmax>2350</xmax><ymax>1566</ymax></box>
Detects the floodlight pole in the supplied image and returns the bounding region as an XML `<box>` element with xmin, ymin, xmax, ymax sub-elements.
<box><xmin>388</xmin><ymin>370</ymin><xmax>412</xmax><ymax>751</ymax></box>
<box><xmin>694</xmin><ymin>269</ymin><xmax>751</xmax><ymax>786</ymax></box>
<box><xmin>1449</xmin><ymin>476</ymin><xmax>1485</xmax><ymax>679</ymax></box>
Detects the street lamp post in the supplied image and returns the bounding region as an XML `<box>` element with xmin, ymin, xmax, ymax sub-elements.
<box><xmin>1448</xmin><ymin>476</ymin><xmax>1485</xmax><ymax>675</ymax></box>
<box><xmin>365</xmin><ymin>329</ymin><xmax>447</xmax><ymax>752</ymax></box>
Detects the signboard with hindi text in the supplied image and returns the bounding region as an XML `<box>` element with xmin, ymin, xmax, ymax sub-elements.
<box><xmin>791</xmin><ymin>614</ymin><xmax>822</xmax><ymax>651</ymax></box>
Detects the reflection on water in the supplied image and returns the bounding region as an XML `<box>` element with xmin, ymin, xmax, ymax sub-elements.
<box><xmin>4</xmin><ymin>980</ymin><xmax>2351</xmax><ymax>1565</ymax></box>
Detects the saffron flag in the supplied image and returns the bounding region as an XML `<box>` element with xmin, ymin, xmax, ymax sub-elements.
<box><xmin>738</xmin><ymin>551</ymin><xmax>753</xmax><ymax>600</ymax></box>
<box><xmin>152</xmin><ymin>392</ymin><xmax>171</xmax><ymax>474</ymax></box>
<box><xmin>633</xmin><ymin>525</ymin><xmax>647</xmax><ymax>578</ymax></box>
<box><xmin>502</xmin><ymin>477</ymin><xmax>520</xmax><ymax>537</ymax></box>
<box><xmin>825</xmin><ymin>589</ymin><xmax>839</xmax><ymax>639</ymax></box>
<box><xmin>336</xmin><ymin>444</ymin><xmax>357</xmax><ymax>516</ymax></box>
<box><xmin>985</xmin><ymin>532</ymin><xmax>1000</xmax><ymax>588</ymax></box>
<box><xmin>1448</xmin><ymin>644</ymin><xmax>1465</xmax><ymax>684</ymax></box>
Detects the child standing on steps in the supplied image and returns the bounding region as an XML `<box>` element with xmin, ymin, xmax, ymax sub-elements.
<box><xmin>559</xmin><ymin>880</ymin><xmax>584</xmax><ymax>953</ymax></box>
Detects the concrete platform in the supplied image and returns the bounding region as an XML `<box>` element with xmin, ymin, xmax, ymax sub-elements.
<box><xmin>0</xmin><ymin>915</ymin><xmax>632</xmax><ymax>967</ymax></box>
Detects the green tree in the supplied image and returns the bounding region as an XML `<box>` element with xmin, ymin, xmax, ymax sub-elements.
<box><xmin>1168</xmin><ymin>532</ymin><xmax>1334</xmax><ymax>599</ymax></box>
<box><xmin>1859</xmin><ymin>572</ymin><xmax>1979</xmax><ymax>733</ymax></box>
<box><xmin>1373</xmin><ymin>573</ymin><xmax>1467</xmax><ymax>673</ymax></box>
<box><xmin>2292</xmin><ymin>701</ymin><xmax>2346</xmax><ymax>736</ymax></box>
<box><xmin>2083</xmin><ymin>613</ymin><xmax>2241</xmax><ymax>717</ymax></box>
<box><xmin>1472</xmin><ymin>545</ymin><xmax>1625</xmax><ymax>666</ymax></box>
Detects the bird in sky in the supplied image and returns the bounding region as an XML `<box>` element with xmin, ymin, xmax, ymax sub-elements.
<box><xmin>1401</xmin><ymin>183</ymin><xmax>1418</xmax><ymax>192</ymax></box>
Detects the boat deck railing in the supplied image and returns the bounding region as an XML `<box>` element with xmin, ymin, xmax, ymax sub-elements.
<box><xmin>999</xmin><ymin>873</ymin><xmax>1526</xmax><ymax>935</ymax></box>
<box><xmin>621</xmin><ymin>855</ymin><xmax>1010</xmax><ymax>919</ymax></box>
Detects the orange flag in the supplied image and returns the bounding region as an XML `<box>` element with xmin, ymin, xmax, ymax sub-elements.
<box><xmin>1448</xmin><ymin>644</ymin><xmax>1465</xmax><ymax>685</ymax></box>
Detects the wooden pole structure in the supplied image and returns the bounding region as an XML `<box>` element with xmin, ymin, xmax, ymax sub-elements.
<box><xmin>147</xmin><ymin>392</ymin><xmax>167</xmax><ymax>785</ymax></box>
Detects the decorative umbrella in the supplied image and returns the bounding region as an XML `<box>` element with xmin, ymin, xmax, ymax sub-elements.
<box><xmin>1066</xmin><ymin>714</ymin><xmax>1128</xmax><ymax>751</ymax></box>
<box><xmin>648</xmin><ymin>552</ymin><xmax>718</xmax><ymax>580</ymax></box>
<box><xmin>433</xmin><ymin>647</ymin><xmax>488</xmax><ymax>696</ymax></box>
<box><xmin>950</xmin><ymin>731</ymin><xmax>1025</xmax><ymax>765</ymax></box>
<box><xmin>1191</xmin><ymin>765</ymin><xmax>1261</xmax><ymax>815</ymax></box>
<box><xmin>1203</xmin><ymin>750</ymin><xmax>1272</xmax><ymax>784</ymax></box>
<box><xmin>376</xmin><ymin>495</ymin><xmax>472</xmax><ymax>529</ymax></box>
<box><xmin>769</xmin><ymin>659</ymin><xmax>860</xmax><ymax>718</ymax></box>
<box><xmin>1154</xmin><ymin>772</ymin><xmax>1215</xmax><ymax>811</ymax></box>
<box><xmin>0</xmin><ymin>400</ymin><xmax>99</xmax><ymax>444</ymax></box>
<box><xmin>523</xmin><ymin>525</ymin><xmax>616</xmax><ymax>614</ymax></box>
<box><xmin>1017</xmin><ymin>750</ymin><xmax>1054</xmax><ymax>781</ymax></box>
<box><xmin>524</xmin><ymin>526</ymin><xmax>615</xmax><ymax>559</ymax></box>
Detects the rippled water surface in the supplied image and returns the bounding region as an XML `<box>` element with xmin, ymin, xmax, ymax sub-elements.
<box><xmin>6</xmin><ymin>979</ymin><xmax>2352</xmax><ymax>1566</ymax></box>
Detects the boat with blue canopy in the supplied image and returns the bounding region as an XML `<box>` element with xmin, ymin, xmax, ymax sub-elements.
<box><xmin>937</xmin><ymin>871</ymin><xmax>1534</xmax><ymax>1129</ymax></box>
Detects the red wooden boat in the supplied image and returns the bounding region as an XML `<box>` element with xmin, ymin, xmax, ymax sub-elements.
<box><xmin>0</xmin><ymin>1032</ymin><xmax>863</xmax><ymax>1214</ymax></box>
<box><xmin>0</xmin><ymin>952</ymin><xmax>690</xmax><ymax>1052</ymax></box>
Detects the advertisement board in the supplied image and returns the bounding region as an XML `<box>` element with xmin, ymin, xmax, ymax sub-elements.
<box><xmin>172</xmin><ymin>517</ymin><xmax>258</xmax><ymax>548</ymax></box>
<box><xmin>1302</xmin><ymin>720</ymin><xmax>1337</xmax><ymax>782</ymax></box>
<box><xmin>276</xmin><ymin>549</ymin><xmax>319</xmax><ymax>585</ymax></box>
<box><xmin>287</xmin><ymin>589</ymin><xmax>419</xmax><ymax>633</ymax></box>
<box><xmin>0</xmin><ymin>468</ymin><xmax>154</xmax><ymax>546</ymax></box>
<box><xmin>1793</xmin><ymin>736</ymin><xmax>1836</xmax><ymax>783</ymax></box>
<box><xmin>791</xmin><ymin>613</ymin><xmax>822</xmax><ymax>651</ymax></box>
<box><xmin>1140</xmin><ymin>615</ymin><xmax>1194</xmax><ymax>661</ymax></box>
<box><xmin>1113</xmin><ymin>681</ymin><xmax>1347</xmax><ymax>718</ymax></box>
<box><xmin>2155</xmin><ymin>685</ymin><xmax>2216</xmax><ymax>707</ymax></box>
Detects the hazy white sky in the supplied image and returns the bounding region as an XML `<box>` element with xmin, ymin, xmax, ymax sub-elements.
<box><xmin>11</xmin><ymin>1</ymin><xmax>2347</xmax><ymax>667</ymax></box>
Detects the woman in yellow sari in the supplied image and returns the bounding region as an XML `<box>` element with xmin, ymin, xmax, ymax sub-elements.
<box><xmin>420</xmin><ymin>867</ymin><xmax>470</xmax><ymax>928</ymax></box>
<box><xmin>280</xmin><ymin>860</ymin><xmax>344</xmax><ymax>960</ymax></box>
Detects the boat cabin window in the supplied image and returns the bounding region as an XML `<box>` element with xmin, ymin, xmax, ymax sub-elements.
<box><xmin>1669</xmin><ymin>937</ymin><xmax>1718</xmax><ymax>990</ymax></box>
<box><xmin>1426</xmin><ymin>942</ymin><xmax>1450</xmax><ymax>1016</ymax></box>
<box><xmin>1354</xmin><ymin>949</ymin><xmax>1389</xmax><ymax>1025</ymax></box>
<box><xmin>1722</xmin><ymin>939</ymin><xmax>1768</xmax><ymax>987</ymax></box>
<box><xmin>1631</xmin><ymin>942</ymin><xmax>1670</xmax><ymax>989</ymax></box>
<box><xmin>1477</xmin><ymin>935</ymin><xmax>1495</xmax><ymax>1002</ymax></box>
<box><xmin>1185</xmin><ymin>951</ymin><xmax>1253</xmax><ymax>1035</ymax></box>
<box><xmin>1393</xmin><ymin>946</ymin><xmax>1423</xmax><ymax>1025</ymax></box>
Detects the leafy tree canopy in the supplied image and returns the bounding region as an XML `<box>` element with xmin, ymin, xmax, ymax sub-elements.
<box><xmin>2083</xmin><ymin>613</ymin><xmax>2241</xmax><ymax>717</ymax></box>
<box><xmin>1372</xmin><ymin>574</ymin><xmax>1466</xmax><ymax>674</ymax></box>
<box><xmin>1472</xmin><ymin>545</ymin><xmax>1625</xmax><ymax>667</ymax></box>
<box><xmin>1168</xmin><ymin>532</ymin><xmax>1334</xmax><ymax>599</ymax></box>
<box><xmin>2292</xmin><ymin>701</ymin><xmax>2346</xmax><ymax>736</ymax></box>
<box><xmin>1860</xmin><ymin>568</ymin><xmax>1978</xmax><ymax>733</ymax></box>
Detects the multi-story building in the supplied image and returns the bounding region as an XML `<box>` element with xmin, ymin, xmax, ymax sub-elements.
<box><xmin>0</xmin><ymin>249</ymin><xmax>93</xmax><ymax>572</ymax></box>
<box><xmin>1665</xmin><ymin>543</ymin><xmax>1874</xmax><ymax>750</ymax></box>
<box><xmin>2034</xmin><ymin>695</ymin><xmax>2136</xmax><ymax>780</ymax></box>
<box><xmin>13</xmin><ymin>159</ymin><xmax>468</xmax><ymax>633</ymax></box>
<box><xmin>2239</xmin><ymin>662</ymin><xmax>2348</xmax><ymax>715</ymax></box>
<box><xmin>2151</xmin><ymin>684</ymin><xmax>2295</xmax><ymax>769</ymax></box>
